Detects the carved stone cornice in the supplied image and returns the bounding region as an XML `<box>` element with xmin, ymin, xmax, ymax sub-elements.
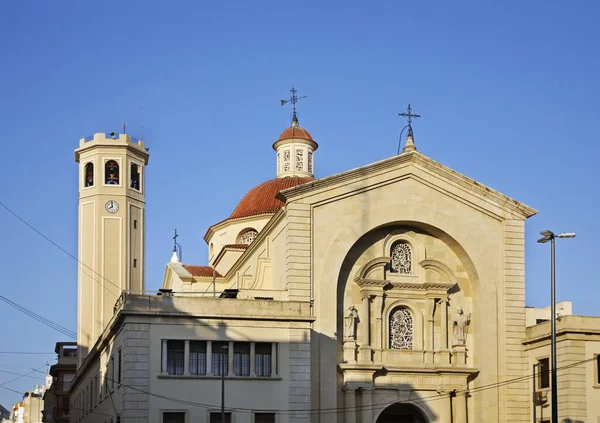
<box><xmin>388</xmin><ymin>281</ymin><xmax>454</xmax><ymax>291</ymax></box>
<box><xmin>355</xmin><ymin>278</ymin><xmax>390</xmax><ymax>288</ymax></box>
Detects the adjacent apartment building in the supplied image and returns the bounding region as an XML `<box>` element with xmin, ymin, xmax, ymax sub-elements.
<box><xmin>42</xmin><ymin>343</ymin><xmax>77</xmax><ymax>423</ymax></box>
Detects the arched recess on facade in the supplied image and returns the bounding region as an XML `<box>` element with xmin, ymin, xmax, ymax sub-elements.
<box><xmin>333</xmin><ymin>220</ymin><xmax>481</xmax><ymax>361</ymax></box>
<box><xmin>374</xmin><ymin>401</ymin><xmax>432</xmax><ymax>423</ymax></box>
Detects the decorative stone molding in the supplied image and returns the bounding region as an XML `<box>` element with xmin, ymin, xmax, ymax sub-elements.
<box><xmin>383</xmin><ymin>230</ymin><xmax>425</xmax><ymax>280</ymax></box>
<box><xmin>419</xmin><ymin>259</ymin><xmax>456</xmax><ymax>284</ymax></box>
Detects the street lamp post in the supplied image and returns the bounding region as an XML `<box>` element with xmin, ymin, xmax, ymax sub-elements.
<box><xmin>220</xmin><ymin>345</ymin><xmax>229</xmax><ymax>423</ymax></box>
<box><xmin>537</xmin><ymin>230</ymin><xmax>575</xmax><ymax>423</ymax></box>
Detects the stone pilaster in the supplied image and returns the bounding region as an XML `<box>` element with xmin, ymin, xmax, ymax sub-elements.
<box><xmin>121</xmin><ymin>320</ymin><xmax>150</xmax><ymax>422</ymax></box>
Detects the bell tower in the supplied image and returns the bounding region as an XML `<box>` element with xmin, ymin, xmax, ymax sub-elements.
<box><xmin>74</xmin><ymin>133</ymin><xmax>149</xmax><ymax>366</ymax></box>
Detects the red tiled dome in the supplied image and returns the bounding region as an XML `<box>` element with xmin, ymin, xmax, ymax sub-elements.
<box><xmin>276</xmin><ymin>126</ymin><xmax>314</xmax><ymax>142</ymax></box>
<box><xmin>229</xmin><ymin>176</ymin><xmax>314</xmax><ymax>220</ymax></box>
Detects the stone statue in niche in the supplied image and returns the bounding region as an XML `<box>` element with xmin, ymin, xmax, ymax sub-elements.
<box><xmin>344</xmin><ymin>305</ymin><xmax>359</xmax><ymax>340</ymax></box>
<box><xmin>452</xmin><ymin>307</ymin><xmax>471</xmax><ymax>346</ymax></box>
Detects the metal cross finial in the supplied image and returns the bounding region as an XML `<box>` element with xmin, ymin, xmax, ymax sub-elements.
<box><xmin>280</xmin><ymin>85</ymin><xmax>308</xmax><ymax>124</ymax></box>
<box><xmin>173</xmin><ymin>229</ymin><xmax>178</xmax><ymax>252</ymax></box>
<box><xmin>398</xmin><ymin>104</ymin><xmax>421</xmax><ymax>136</ymax></box>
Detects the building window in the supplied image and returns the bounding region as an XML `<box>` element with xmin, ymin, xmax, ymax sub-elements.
<box><xmin>189</xmin><ymin>341</ymin><xmax>207</xmax><ymax>376</ymax></box>
<box><xmin>296</xmin><ymin>148</ymin><xmax>304</xmax><ymax>171</ymax></box>
<box><xmin>117</xmin><ymin>349</ymin><xmax>122</xmax><ymax>383</ymax></box>
<box><xmin>105</xmin><ymin>160</ymin><xmax>120</xmax><ymax>185</ymax></box>
<box><xmin>212</xmin><ymin>342</ymin><xmax>229</xmax><ymax>376</ymax></box>
<box><xmin>390</xmin><ymin>241</ymin><xmax>412</xmax><ymax>274</ymax></box>
<box><xmin>84</xmin><ymin>163</ymin><xmax>94</xmax><ymax>187</ymax></box>
<box><xmin>308</xmin><ymin>151</ymin><xmax>313</xmax><ymax>173</ymax></box>
<box><xmin>277</xmin><ymin>152</ymin><xmax>280</xmax><ymax>173</ymax></box>
<box><xmin>233</xmin><ymin>343</ymin><xmax>250</xmax><ymax>376</ymax></box>
<box><xmin>255</xmin><ymin>413</ymin><xmax>276</xmax><ymax>423</ymax></box>
<box><xmin>255</xmin><ymin>343</ymin><xmax>272</xmax><ymax>377</ymax></box>
<box><xmin>596</xmin><ymin>354</ymin><xmax>600</xmax><ymax>384</ymax></box>
<box><xmin>536</xmin><ymin>318</ymin><xmax>549</xmax><ymax>324</ymax></box>
<box><xmin>283</xmin><ymin>150</ymin><xmax>290</xmax><ymax>171</ymax></box>
<box><xmin>167</xmin><ymin>341</ymin><xmax>185</xmax><ymax>376</ymax></box>
<box><xmin>538</xmin><ymin>357</ymin><xmax>550</xmax><ymax>389</ymax></box>
<box><xmin>134</xmin><ymin>219</ymin><xmax>138</xmax><ymax>229</ymax></box>
<box><xmin>239</xmin><ymin>229</ymin><xmax>258</xmax><ymax>245</ymax></box>
<box><xmin>163</xmin><ymin>412</ymin><xmax>186</xmax><ymax>423</ymax></box>
<box><xmin>61</xmin><ymin>372</ymin><xmax>74</xmax><ymax>391</ymax></box>
<box><xmin>389</xmin><ymin>306</ymin><xmax>413</xmax><ymax>350</ymax></box>
<box><xmin>130</xmin><ymin>163</ymin><xmax>141</xmax><ymax>190</ymax></box>
<box><xmin>110</xmin><ymin>357</ymin><xmax>114</xmax><ymax>389</ymax></box>
<box><xmin>210</xmin><ymin>412</ymin><xmax>231</xmax><ymax>423</ymax></box>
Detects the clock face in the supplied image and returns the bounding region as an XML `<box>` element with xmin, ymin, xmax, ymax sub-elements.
<box><xmin>105</xmin><ymin>200</ymin><xmax>119</xmax><ymax>214</ymax></box>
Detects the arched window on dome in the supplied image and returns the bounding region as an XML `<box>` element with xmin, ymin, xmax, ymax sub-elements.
<box><xmin>389</xmin><ymin>306</ymin><xmax>413</xmax><ymax>350</ymax></box>
<box><xmin>84</xmin><ymin>163</ymin><xmax>94</xmax><ymax>187</ymax></box>
<box><xmin>390</xmin><ymin>241</ymin><xmax>412</xmax><ymax>274</ymax></box>
<box><xmin>105</xmin><ymin>160</ymin><xmax>119</xmax><ymax>185</ymax></box>
<box><xmin>130</xmin><ymin>163</ymin><xmax>140</xmax><ymax>190</ymax></box>
<box><xmin>238</xmin><ymin>229</ymin><xmax>258</xmax><ymax>245</ymax></box>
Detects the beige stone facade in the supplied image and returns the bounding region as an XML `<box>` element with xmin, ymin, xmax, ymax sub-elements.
<box><xmin>524</xmin><ymin>309</ymin><xmax>600</xmax><ymax>422</ymax></box>
<box><xmin>67</xmin><ymin>122</ymin><xmax>598</xmax><ymax>423</ymax></box>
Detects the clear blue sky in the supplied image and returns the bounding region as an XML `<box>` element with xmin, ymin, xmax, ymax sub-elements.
<box><xmin>1</xmin><ymin>0</ymin><xmax>598</xmax><ymax>407</ymax></box>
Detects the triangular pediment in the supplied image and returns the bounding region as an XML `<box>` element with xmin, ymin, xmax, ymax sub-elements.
<box><xmin>278</xmin><ymin>151</ymin><xmax>537</xmax><ymax>220</ymax></box>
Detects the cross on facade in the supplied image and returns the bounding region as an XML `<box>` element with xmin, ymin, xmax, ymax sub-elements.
<box><xmin>173</xmin><ymin>229</ymin><xmax>178</xmax><ymax>253</ymax></box>
<box><xmin>398</xmin><ymin>104</ymin><xmax>421</xmax><ymax>136</ymax></box>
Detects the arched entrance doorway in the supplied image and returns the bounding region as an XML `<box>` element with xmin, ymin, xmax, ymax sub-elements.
<box><xmin>376</xmin><ymin>403</ymin><xmax>428</xmax><ymax>423</ymax></box>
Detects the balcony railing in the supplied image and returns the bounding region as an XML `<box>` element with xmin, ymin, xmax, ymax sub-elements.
<box><xmin>51</xmin><ymin>382</ymin><xmax>72</xmax><ymax>393</ymax></box>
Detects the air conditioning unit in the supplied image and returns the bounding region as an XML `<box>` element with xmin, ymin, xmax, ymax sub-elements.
<box><xmin>534</xmin><ymin>390</ymin><xmax>548</xmax><ymax>405</ymax></box>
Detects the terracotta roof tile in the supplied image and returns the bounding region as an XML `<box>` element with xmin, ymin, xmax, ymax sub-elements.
<box><xmin>223</xmin><ymin>244</ymin><xmax>250</xmax><ymax>249</ymax></box>
<box><xmin>229</xmin><ymin>176</ymin><xmax>314</xmax><ymax>220</ymax></box>
<box><xmin>276</xmin><ymin>126</ymin><xmax>314</xmax><ymax>142</ymax></box>
<box><xmin>183</xmin><ymin>265</ymin><xmax>221</xmax><ymax>278</ymax></box>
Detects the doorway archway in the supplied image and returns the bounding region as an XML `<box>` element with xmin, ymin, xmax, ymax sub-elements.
<box><xmin>376</xmin><ymin>402</ymin><xmax>428</xmax><ymax>423</ymax></box>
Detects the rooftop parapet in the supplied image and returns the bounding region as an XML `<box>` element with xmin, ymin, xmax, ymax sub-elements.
<box><xmin>74</xmin><ymin>132</ymin><xmax>149</xmax><ymax>163</ymax></box>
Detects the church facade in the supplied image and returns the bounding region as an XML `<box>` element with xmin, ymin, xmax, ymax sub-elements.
<box><xmin>69</xmin><ymin>112</ymin><xmax>541</xmax><ymax>423</ymax></box>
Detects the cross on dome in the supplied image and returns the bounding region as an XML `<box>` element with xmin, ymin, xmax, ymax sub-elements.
<box><xmin>280</xmin><ymin>85</ymin><xmax>308</xmax><ymax>127</ymax></box>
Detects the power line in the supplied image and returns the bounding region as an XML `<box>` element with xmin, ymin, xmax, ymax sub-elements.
<box><xmin>0</xmin><ymin>295</ymin><xmax>76</xmax><ymax>339</ymax></box>
<box><xmin>0</xmin><ymin>365</ymin><xmax>47</xmax><ymax>387</ymax></box>
<box><xmin>93</xmin><ymin>355</ymin><xmax>595</xmax><ymax>416</ymax></box>
<box><xmin>0</xmin><ymin>385</ymin><xmax>116</xmax><ymax>419</ymax></box>
<box><xmin>0</xmin><ymin>200</ymin><xmax>121</xmax><ymax>295</ymax></box>
<box><xmin>0</xmin><ymin>369</ymin><xmax>46</xmax><ymax>381</ymax></box>
<box><xmin>0</xmin><ymin>352</ymin><xmax>55</xmax><ymax>355</ymax></box>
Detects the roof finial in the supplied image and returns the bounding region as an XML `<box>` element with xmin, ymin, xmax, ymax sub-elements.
<box><xmin>398</xmin><ymin>104</ymin><xmax>421</xmax><ymax>153</ymax></box>
<box><xmin>280</xmin><ymin>85</ymin><xmax>307</xmax><ymax>127</ymax></box>
<box><xmin>171</xmin><ymin>229</ymin><xmax>182</xmax><ymax>263</ymax></box>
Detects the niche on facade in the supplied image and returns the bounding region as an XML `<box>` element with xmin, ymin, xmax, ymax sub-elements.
<box><xmin>383</xmin><ymin>230</ymin><xmax>425</xmax><ymax>282</ymax></box>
